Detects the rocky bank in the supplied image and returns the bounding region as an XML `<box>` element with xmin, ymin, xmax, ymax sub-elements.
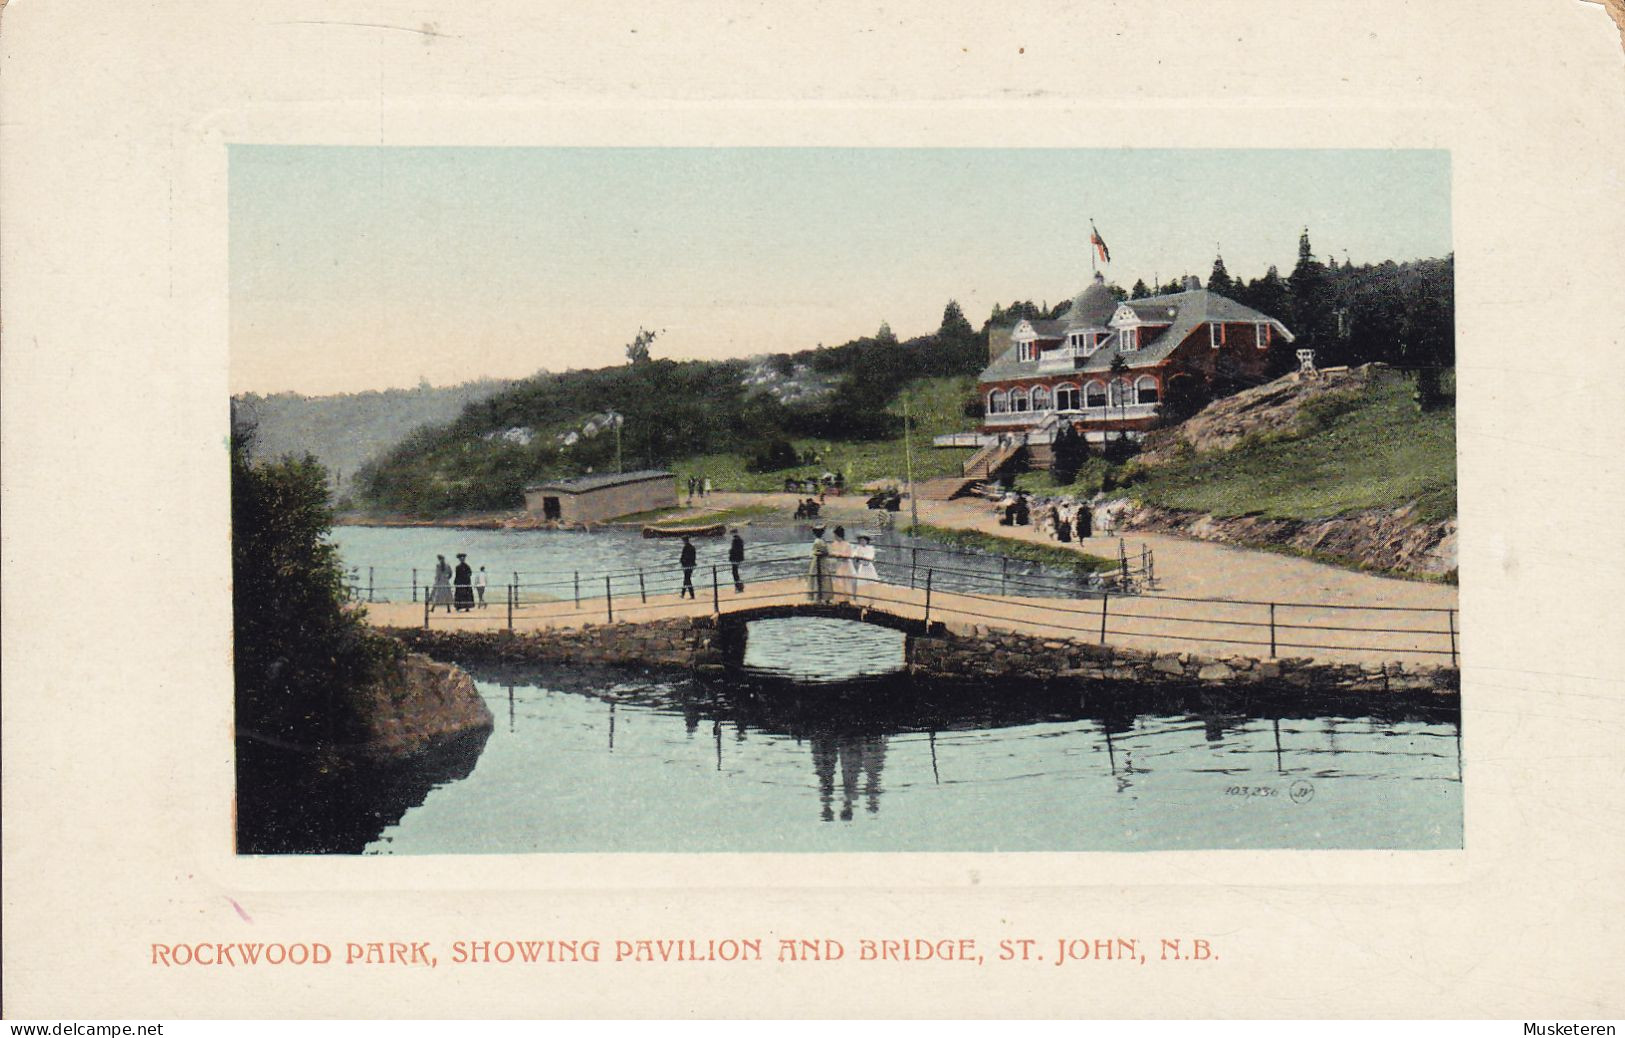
<box><xmin>1108</xmin><ymin>500</ymin><xmax>1457</xmax><ymax>578</ymax></box>
<box><xmin>354</xmin><ymin>651</ymin><xmax>494</xmax><ymax>758</ymax></box>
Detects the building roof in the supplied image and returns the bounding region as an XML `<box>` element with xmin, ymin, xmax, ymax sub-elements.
<box><xmin>1063</xmin><ymin>273</ymin><xmax>1119</xmax><ymax>330</ymax></box>
<box><xmin>525</xmin><ymin>469</ymin><xmax>673</xmax><ymax>494</ymax></box>
<box><xmin>979</xmin><ymin>287</ymin><xmax>1294</xmax><ymax>382</ymax></box>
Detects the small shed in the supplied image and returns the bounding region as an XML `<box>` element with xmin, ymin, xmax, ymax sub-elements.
<box><xmin>523</xmin><ymin>470</ymin><xmax>677</xmax><ymax>523</ymax></box>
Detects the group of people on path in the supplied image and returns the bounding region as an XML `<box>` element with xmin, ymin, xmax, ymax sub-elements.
<box><xmin>428</xmin><ymin>553</ymin><xmax>489</xmax><ymax>613</ymax></box>
<box><xmin>685</xmin><ymin>475</ymin><xmax>713</xmax><ymax>504</ymax></box>
<box><xmin>677</xmin><ymin>529</ymin><xmax>749</xmax><ymax>599</ymax></box>
<box><xmin>995</xmin><ymin>491</ymin><xmax>1094</xmax><ymax>543</ymax></box>
<box><xmin>806</xmin><ymin>525</ymin><xmax>879</xmax><ymax>604</ymax></box>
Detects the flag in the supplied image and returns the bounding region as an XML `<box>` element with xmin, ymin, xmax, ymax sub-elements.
<box><xmin>1090</xmin><ymin>224</ymin><xmax>1111</xmax><ymax>264</ymax></box>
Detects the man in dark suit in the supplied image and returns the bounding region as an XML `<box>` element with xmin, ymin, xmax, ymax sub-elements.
<box><xmin>728</xmin><ymin>529</ymin><xmax>746</xmax><ymax>593</ymax></box>
<box><xmin>679</xmin><ymin>536</ymin><xmax>697</xmax><ymax>599</ymax></box>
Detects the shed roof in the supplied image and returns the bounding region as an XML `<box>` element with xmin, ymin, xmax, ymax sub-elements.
<box><xmin>525</xmin><ymin>469</ymin><xmax>673</xmax><ymax>494</ymax></box>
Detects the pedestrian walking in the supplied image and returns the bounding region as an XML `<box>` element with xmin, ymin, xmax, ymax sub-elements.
<box><xmin>728</xmin><ymin>529</ymin><xmax>746</xmax><ymax>593</ymax></box>
<box><xmin>1077</xmin><ymin>503</ymin><xmax>1093</xmax><ymax>540</ymax></box>
<box><xmin>474</xmin><ymin>566</ymin><xmax>488</xmax><ymax>608</ymax></box>
<box><xmin>453</xmin><ymin>553</ymin><xmax>474</xmax><ymax>612</ymax></box>
<box><xmin>430</xmin><ymin>555</ymin><xmax>454</xmax><ymax>613</ymax></box>
<box><xmin>679</xmin><ymin>535</ymin><xmax>698</xmax><ymax>599</ymax></box>
<box><xmin>702</xmin><ymin>475</ymin><xmax>713</xmax><ymax>498</ymax></box>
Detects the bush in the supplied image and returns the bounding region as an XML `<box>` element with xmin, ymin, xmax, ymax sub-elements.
<box><xmin>746</xmin><ymin>439</ymin><xmax>801</xmax><ymax>473</ymax></box>
<box><xmin>233</xmin><ymin>426</ymin><xmax>401</xmax><ymax>749</ymax></box>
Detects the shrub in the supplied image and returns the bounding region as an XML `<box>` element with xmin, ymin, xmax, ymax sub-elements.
<box><xmin>232</xmin><ymin>426</ymin><xmax>401</xmax><ymax>749</ymax></box>
<box><xmin>746</xmin><ymin>439</ymin><xmax>802</xmax><ymax>473</ymax></box>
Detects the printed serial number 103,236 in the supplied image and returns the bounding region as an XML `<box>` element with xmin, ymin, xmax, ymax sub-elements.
<box><xmin>1225</xmin><ymin>786</ymin><xmax>1278</xmax><ymax>798</ymax></box>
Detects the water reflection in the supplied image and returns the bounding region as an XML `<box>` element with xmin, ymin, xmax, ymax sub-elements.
<box><xmin>236</xmin><ymin>658</ymin><xmax>1461</xmax><ymax>853</ymax></box>
<box><xmin>812</xmin><ymin>734</ymin><xmax>888</xmax><ymax>822</ymax></box>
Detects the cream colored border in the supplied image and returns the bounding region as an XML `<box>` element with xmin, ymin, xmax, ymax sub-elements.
<box><xmin>5</xmin><ymin>0</ymin><xmax>1623</xmax><ymax>1018</ymax></box>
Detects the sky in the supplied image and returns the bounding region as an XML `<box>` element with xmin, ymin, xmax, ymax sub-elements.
<box><xmin>229</xmin><ymin>147</ymin><xmax>1451</xmax><ymax>395</ymax></box>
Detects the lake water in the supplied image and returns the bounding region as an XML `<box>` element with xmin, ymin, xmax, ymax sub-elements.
<box><xmin>235</xmin><ymin>527</ymin><xmax>1464</xmax><ymax>854</ymax></box>
<box><xmin>330</xmin><ymin>522</ymin><xmax>1108</xmax><ymax>603</ymax></box>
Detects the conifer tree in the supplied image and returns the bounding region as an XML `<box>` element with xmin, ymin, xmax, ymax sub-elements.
<box><xmin>1207</xmin><ymin>254</ymin><xmax>1234</xmax><ymax>296</ymax></box>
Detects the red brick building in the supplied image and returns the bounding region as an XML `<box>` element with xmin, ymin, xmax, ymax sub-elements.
<box><xmin>974</xmin><ymin>272</ymin><xmax>1294</xmax><ymax>446</ymax></box>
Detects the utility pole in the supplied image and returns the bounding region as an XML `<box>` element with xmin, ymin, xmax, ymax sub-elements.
<box><xmin>903</xmin><ymin>391</ymin><xmax>919</xmax><ymax>534</ymax></box>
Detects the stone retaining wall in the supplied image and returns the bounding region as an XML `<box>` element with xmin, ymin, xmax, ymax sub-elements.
<box><xmin>907</xmin><ymin>625</ymin><xmax>1458</xmax><ymax>694</ymax></box>
<box><xmin>385</xmin><ymin>618</ymin><xmax>724</xmax><ymax>671</ymax></box>
<box><xmin>387</xmin><ymin>616</ymin><xmax>1458</xmax><ymax>696</ymax></box>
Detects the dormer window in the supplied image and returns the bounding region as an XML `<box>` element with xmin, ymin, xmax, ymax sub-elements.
<box><xmin>1120</xmin><ymin>327</ymin><xmax>1138</xmax><ymax>352</ymax></box>
<box><xmin>1018</xmin><ymin>342</ymin><xmax>1036</xmax><ymax>362</ymax></box>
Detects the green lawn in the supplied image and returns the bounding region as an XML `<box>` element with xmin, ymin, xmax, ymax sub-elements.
<box><xmin>910</xmin><ymin>523</ymin><xmax>1116</xmax><ymax>573</ymax></box>
<box><xmin>1025</xmin><ymin>371</ymin><xmax>1456</xmax><ymax>522</ymax></box>
<box><xmin>672</xmin><ymin>375</ymin><xmax>978</xmax><ymax>491</ymax></box>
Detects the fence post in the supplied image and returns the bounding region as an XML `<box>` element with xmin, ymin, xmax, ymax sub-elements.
<box><xmin>924</xmin><ymin>569</ymin><xmax>933</xmax><ymax>627</ymax></box>
<box><xmin>638</xmin><ymin>568</ymin><xmax>647</xmax><ymax>603</ymax></box>
<box><xmin>1147</xmin><ymin>549</ymin><xmax>1155</xmax><ymax>588</ymax></box>
<box><xmin>1118</xmin><ymin>539</ymin><xmax>1128</xmax><ymax>584</ymax></box>
<box><xmin>712</xmin><ymin>566</ymin><xmax>720</xmax><ymax>614</ymax></box>
<box><xmin>573</xmin><ymin>571</ymin><xmax>580</xmax><ymax>609</ymax></box>
<box><xmin>422</xmin><ymin>586</ymin><xmax>430</xmax><ymax>630</ymax></box>
<box><xmin>605</xmin><ymin>575</ymin><xmax>614</xmax><ymax>623</ymax></box>
<box><xmin>368</xmin><ymin>566</ymin><xmax>374</xmax><ymax>603</ymax></box>
<box><xmin>506</xmin><ymin>583</ymin><xmax>514</xmax><ymax>633</ymax></box>
<box><xmin>1099</xmin><ymin>592</ymin><xmax>1110</xmax><ymax>644</ymax></box>
<box><xmin>1001</xmin><ymin>555</ymin><xmax>1009</xmax><ymax>596</ymax></box>
<box><xmin>412</xmin><ymin>568</ymin><xmax>418</xmax><ymax>602</ymax></box>
<box><xmin>1269</xmin><ymin>602</ymin><xmax>1277</xmax><ymax>658</ymax></box>
<box><xmin>513</xmin><ymin>571</ymin><xmax>518</xmax><ymax>590</ymax></box>
<box><xmin>1447</xmin><ymin>608</ymin><xmax>1457</xmax><ymax>667</ymax></box>
<box><xmin>910</xmin><ymin>546</ymin><xmax>919</xmax><ymax>590</ymax></box>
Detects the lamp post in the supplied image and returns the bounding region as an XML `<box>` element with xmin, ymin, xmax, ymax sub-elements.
<box><xmin>903</xmin><ymin>392</ymin><xmax>919</xmax><ymax>534</ymax></box>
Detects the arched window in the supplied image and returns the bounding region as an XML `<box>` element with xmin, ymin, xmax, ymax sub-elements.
<box><xmin>1030</xmin><ymin>385</ymin><xmax>1051</xmax><ymax>411</ymax></box>
<box><xmin>1108</xmin><ymin>378</ymin><xmax>1133</xmax><ymax>407</ymax></box>
<box><xmin>988</xmin><ymin>389</ymin><xmax>1008</xmax><ymax>414</ymax></box>
<box><xmin>1084</xmin><ymin>380</ymin><xmax>1108</xmax><ymax>408</ymax></box>
<box><xmin>1054</xmin><ymin>382</ymin><xmax>1081</xmax><ymax>411</ymax></box>
<box><xmin>1010</xmin><ymin>387</ymin><xmax>1030</xmax><ymax>412</ymax></box>
<box><xmin>1135</xmin><ymin>375</ymin><xmax>1160</xmax><ymax>405</ymax></box>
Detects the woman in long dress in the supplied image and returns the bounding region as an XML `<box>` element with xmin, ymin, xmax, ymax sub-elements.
<box><xmin>851</xmin><ymin>534</ymin><xmax>879</xmax><ymax>603</ymax></box>
<box><xmin>430</xmin><ymin>554</ymin><xmax>454</xmax><ymax>612</ymax></box>
<box><xmin>829</xmin><ymin>526</ymin><xmax>856</xmax><ymax>600</ymax></box>
<box><xmin>806</xmin><ymin>528</ymin><xmax>832</xmax><ymax>603</ymax></box>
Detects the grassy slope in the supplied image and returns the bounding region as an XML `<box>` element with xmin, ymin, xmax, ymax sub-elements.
<box><xmin>1023</xmin><ymin>372</ymin><xmax>1457</xmax><ymax>522</ymax></box>
<box><xmin>671</xmin><ymin>375</ymin><xmax>977</xmax><ymax>491</ymax></box>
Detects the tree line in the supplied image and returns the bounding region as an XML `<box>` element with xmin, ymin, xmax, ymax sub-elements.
<box><xmin>355</xmin><ymin>231</ymin><xmax>1452</xmax><ymax>513</ymax></box>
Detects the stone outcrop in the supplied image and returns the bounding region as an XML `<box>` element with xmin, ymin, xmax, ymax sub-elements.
<box><xmin>1109</xmin><ymin>499</ymin><xmax>1457</xmax><ymax>577</ymax></box>
<box><xmin>1138</xmin><ymin>364</ymin><xmax>1385</xmax><ymax>463</ymax></box>
<box><xmin>354</xmin><ymin>651</ymin><xmax>494</xmax><ymax>759</ymax></box>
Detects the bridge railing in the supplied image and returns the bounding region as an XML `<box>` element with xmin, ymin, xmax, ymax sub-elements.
<box><xmin>342</xmin><ymin>536</ymin><xmax>1155</xmax><ymax>606</ymax></box>
<box><xmin>376</xmin><ymin>551</ymin><xmax>1457</xmax><ymax>666</ymax></box>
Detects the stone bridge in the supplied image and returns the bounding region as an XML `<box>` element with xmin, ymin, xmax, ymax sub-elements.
<box><xmin>378</xmin><ymin>589</ymin><xmax>1459</xmax><ymax>697</ymax></box>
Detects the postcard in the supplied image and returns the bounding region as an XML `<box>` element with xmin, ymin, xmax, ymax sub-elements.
<box><xmin>3</xmin><ymin>0</ymin><xmax>1622</xmax><ymax>1020</ymax></box>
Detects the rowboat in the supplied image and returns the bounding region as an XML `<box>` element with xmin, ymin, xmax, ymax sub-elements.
<box><xmin>641</xmin><ymin>522</ymin><xmax>726</xmax><ymax>539</ymax></box>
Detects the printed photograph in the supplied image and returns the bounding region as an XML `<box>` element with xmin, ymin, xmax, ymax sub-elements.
<box><xmin>229</xmin><ymin>146</ymin><xmax>1459</xmax><ymax>854</ymax></box>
